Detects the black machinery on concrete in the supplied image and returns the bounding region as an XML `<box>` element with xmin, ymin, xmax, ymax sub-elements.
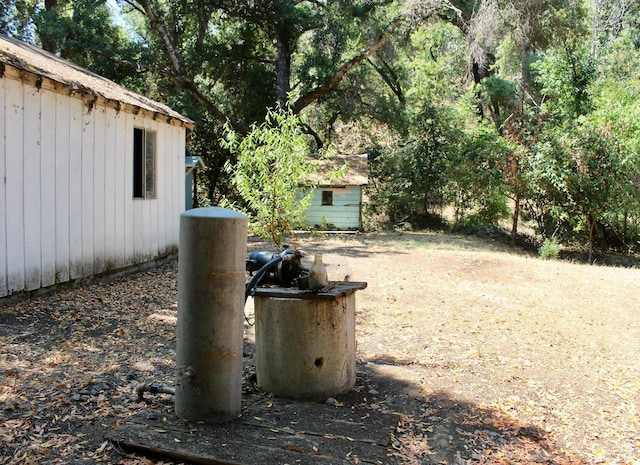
<box><xmin>244</xmin><ymin>246</ymin><xmax>310</xmax><ymax>301</ymax></box>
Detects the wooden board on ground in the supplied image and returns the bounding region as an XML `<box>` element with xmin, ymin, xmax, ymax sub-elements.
<box><xmin>107</xmin><ymin>393</ymin><xmax>401</xmax><ymax>465</ymax></box>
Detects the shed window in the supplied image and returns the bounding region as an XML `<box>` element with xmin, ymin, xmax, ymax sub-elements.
<box><xmin>133</xmin><ymin>128</ymin><xmax>156</xmax><ymax>199</ymax></box>
<box><xmin>321</xmin><ymin>190</ymin><xmax>333</xmax><ymax>206</ymax></box>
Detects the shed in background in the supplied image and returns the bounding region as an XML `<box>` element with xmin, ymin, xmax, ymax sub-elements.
<box><xmin>0</xmin><ymin>35</ymin><xmax>194</xmax><ymax>298</ymax></box>
<box><xmin>304</xmin><ymin>154</ymin><xmax>368</xmax><ymax>231</ymax></box>
<box><xmin>185</xmin><ymin>153</ymin><xmax>205</xmax><ymax>210</ymax></box>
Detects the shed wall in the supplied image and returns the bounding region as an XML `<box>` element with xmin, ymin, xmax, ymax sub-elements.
<box><xmin>0</xmin><ymin>69</ymin><xmax>185</xmax><ymax>297</ymax></box>
<box><xmin>304</xmin><ymin>186</ymin><xmax>362</xmax><ymax>230</ymax></box>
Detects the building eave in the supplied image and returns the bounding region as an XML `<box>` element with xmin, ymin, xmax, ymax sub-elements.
<box><xmin>0</xmin><ymin>35</ymin><xmax>195</xmax><ymax>129</ymax></box>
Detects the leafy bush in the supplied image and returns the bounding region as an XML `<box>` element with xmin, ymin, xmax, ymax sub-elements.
<box><xmin>445</xmin><ymin>123</ymin><xmax>511</xmax><ymax>225</ymax></box>
<box><xmin>221</xmin><ymin>109</ymin><xmax>314</xmax><ymax>247</ymax></box>
<box><xmin>538</xmin><ymin>238</ymin><xmax>560</xmax><ymax>260</ymax></box>
<box><xmin>366</xmin><ymin>105</ymin><xmax>456</xmax><ymax>226</ymax></box>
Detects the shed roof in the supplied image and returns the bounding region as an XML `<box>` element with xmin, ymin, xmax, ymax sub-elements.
<box><xmin>307</xmin><ymin>154</ymin><xmax>368</xmax><ymax>186</ymax></box>
<box><xmin>0</xmin><ymin>35</ymin><xmax>194</xmax><ymax>127</ymax></box>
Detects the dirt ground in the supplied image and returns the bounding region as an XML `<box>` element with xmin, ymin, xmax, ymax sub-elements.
<box><xmin>1</xmin><ymin>231</ymin><xmax>639</xmax><ymax>464</ymax></box>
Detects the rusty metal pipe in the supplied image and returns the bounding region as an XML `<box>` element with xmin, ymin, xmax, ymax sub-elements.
<box><xmin>135</xmin><ymin>382</ymin><xmax>176</xmax><ymax>402</ymax></box>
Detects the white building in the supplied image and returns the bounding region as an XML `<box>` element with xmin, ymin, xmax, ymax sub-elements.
<box><xmin>0</xmin><ymin>35</ymin><xmax>194</xmax><ymax>298</ymax></box>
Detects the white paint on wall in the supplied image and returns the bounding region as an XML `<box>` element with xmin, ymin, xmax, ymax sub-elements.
<box><xmin>0</xmin><ymin>67</ymin><xmax>188</xmax><ymax>297</ymax></box>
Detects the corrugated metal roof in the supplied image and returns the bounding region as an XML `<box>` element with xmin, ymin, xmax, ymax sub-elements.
<box><xmin>0</xmin><ymin>35</ymin><xmax>194</xmax><ymax>127</ymax></box>
<box><xmin>307</xmin><ymin>153</ymin><xmax>368</xmax><ymax>186</ymax></box>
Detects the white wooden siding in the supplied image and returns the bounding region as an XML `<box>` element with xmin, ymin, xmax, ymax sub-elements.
<box><xmin>93</xmin><ymin>104</ymin><xmax>106</xmax><ymax>275</ymax></box>
<box><xmin>23</xmin><ymin>84</ymin><xmax>41</xmax><ymax>290</ymax></box>
<box><xmin>55</xmin><ymin>91</ymin><xmax>71</xmax><ymax>284</ymax></box>
<box><xmin>0</xmin><ymin>69</ymin><xmax>186</xmax><ymax>297</ymax></box>
<box><xmin>5</xmin><ymin>76</ymin><xmax>25</xmax><ymax>293</ymax></box>
<box><xmin>304</xmin><ymin>186</ymin><xmax>363</xmax><ymax>230</ymax></box>
<box><xmin>0</xmin><ymin>75</ymin><xmax>7</xmax><ymax>293</ymax></box>
<box><xmin>114</xmin><ymin>110</ymin><xmax>127</xmax><ymax>269</ymax></box>
<box><xmin>103</xmin><ymin>106</ymin><xmax>116</xmax><ymax>271</ymax></box>
<box><xmin>68</xmin><ymin>95</ymin><xmax>84</xmax><ymax>280</ymax></box>
<box><xmin>81</xmin><ymin>98</ymin><xmax>95</xmax><ymax>277</ymax></box>
<box><xmin>40</xmin><ymin>86</ymin><xmax>57</xmax><ymax>289</ymax></box>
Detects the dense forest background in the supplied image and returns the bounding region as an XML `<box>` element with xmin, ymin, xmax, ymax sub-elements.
<box><xmin>2</xmin><ymin>0</ymin><xmax>639</xmax><ymax>260</ymax></box>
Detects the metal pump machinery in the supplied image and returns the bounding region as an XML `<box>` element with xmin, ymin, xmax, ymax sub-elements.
<box><xmin>245</xmin><ymin>246</ymin><xmax>315</xmax><ymax>300</ymax></box>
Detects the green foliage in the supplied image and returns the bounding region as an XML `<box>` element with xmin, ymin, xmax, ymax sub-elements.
<box><xmin>0</xmin><ymin>0</ymin><xmax>35</xmax><ymax>40</ymax></box>
<box><xmin>538</xmin><ymin>238</ymin><xmax>560</xmax><ymax>260</ymax></box>
<box><xmin>527</xmin><ymin>117</ymin><xmax>625</xmax><ymax>257</ymax></box>
<box><xmin>588</xmin><ymin>30</ymin><xmax>640</xmax><ymax>246</ymax></box>
<box><xmin>2</xmin><ymin>0</ymin><xmax>148</xmax><ymax>91</ymax></box>
<box><xmin>446</xmin><ymin>123</ymin><xmax>511</xmax><ymax>227</ymax></box>
<box><xmin>406</xmin><ymin>22</ymin><xmax>469</xmax><ymax>106</ymax></box>
<box><xmin>493</xmin><ymin>33</ymin><xmax>523</xmax><ymax>78</ymax></box>
<box><xmin>478</xmin><ymin>75</ymin><xmax>518</xmax><ymax>129</ymax></box>
<box><xmin>523</xmin><ymin>25</ymin><xmax>634</xmax><ymax>256</ymax></box>
<box><xmin>367</xmin><ymin>104</ymin><xmax>459</xmax><ymax>225</ymax></box>
<box><xmin>531</xmin><ymin>47</ymin><xmax>595</xmax><ymax>119</ymax></box>
<box><xmin>221</xmin><ymin>109</ymin><xmax>314</xmax><ymax>247</ymax></box>
<box><xmin>590</xmin><ymin>30</ymin><xmax>640</xmax><ymax>164</ymax></box>
<box><xmin>186</xmin><ymin>115</ymin><xmax>237</xmax><ymax>208</ymax></box>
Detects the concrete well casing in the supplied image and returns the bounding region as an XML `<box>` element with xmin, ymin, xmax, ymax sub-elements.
<box><xmin>254</xmin><ymin>292</ymin><xmax>357</xmax><ymax>401</ymax></box>
<box><xmin>175</xmin><ymin>207</ymin><xmax>247</xmax><ymax>423</ymax></box>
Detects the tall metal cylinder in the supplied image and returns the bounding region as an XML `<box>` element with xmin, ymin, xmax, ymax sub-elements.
<box><xmin>175</xmin><ymin>207</ymin><xmax>247</xmax><ymax>422</ymax></box>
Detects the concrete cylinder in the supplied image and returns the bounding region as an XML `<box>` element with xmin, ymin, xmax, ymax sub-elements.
<box><xmin>255</xmin><ymin>293</ymin><xmax>356</xmax><ymax>401</ymax></box>
<box><xmin>175</xmin><ymin>207</ymin><xmax>247</xmax><ymax>422</ymax></box>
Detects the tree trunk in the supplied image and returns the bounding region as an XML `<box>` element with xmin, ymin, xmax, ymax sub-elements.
<box><xmin>587</xmin><ymin>213</ymin><xmax>596</xmax><ymax>264</ymax></box>
<box><xmin>275</xmin><ymin>23</ymin><xmax>292</xmax><ymax>110</ymax></box>
<box><xmin>192</xmin><ymin>169</ymin><xmax>199</xmax><ymax>208</ymax></box>
<box><xmin>134</xmin><ymin>1</ymin><xmax>401</xmax><ymax>133</ymax></box>
<box><xmin>41</xmin><ymin>0</ymin><xmax>59</xmax><ymax>53</ymax></box>
<box><xmin>471</xmin><ymin>55</ymin><xmax>494</xmax><ymax>119</ymax></box>
<box><xmin>511</xmin><ymin>195</ymin><xmax>520</xmax><ymax>247</ymax></box>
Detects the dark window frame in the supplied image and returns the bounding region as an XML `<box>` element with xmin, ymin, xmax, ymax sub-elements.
<box><xmin>133</xmin><ymin>127</ymin><xmax>156</xmax><ymax>199</ymax></box>
<box><xmin>321</xmin><ymin>190</ymin><xmax>333</xmax><ymax>206</ymax></box>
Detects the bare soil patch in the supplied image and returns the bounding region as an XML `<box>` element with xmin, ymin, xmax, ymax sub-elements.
<box><xmin>1</xmin><ymin>231</ymin><xmax>639</xmax><ymax>464</ymax></box>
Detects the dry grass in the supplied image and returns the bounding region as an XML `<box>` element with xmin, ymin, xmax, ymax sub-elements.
<box><xmin>280</xmin><ymin>231</ymin><xmax>640</xmax><ymax>464</ymax></box>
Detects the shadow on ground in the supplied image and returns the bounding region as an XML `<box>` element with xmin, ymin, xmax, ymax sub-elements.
<box><xmin>111</xmin><ymin>337</ymin><xmax>586</xmax><ymax>465</ymax></box>
<box><xmin>0</xmin><ymin>297</ymin><xmax>587</xmax><ymax>465</ymax></box>
<box><xmin>350</xmin><ymin>354</ymin><xmax>586</xmax><ymax>465</ymax></box>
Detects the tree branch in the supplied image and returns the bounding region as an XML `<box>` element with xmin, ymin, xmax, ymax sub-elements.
<box><xmin>121</xmin><ymin>0</ymin><xmax>146</xmax><ymax>17</ymax></box>
<box><xmin>126</xmin><ymin>0</ymin><xmax>249</xmax><ymax>133</ymax></box>
<box><xmin>302</xmin><ymin>123</ymin><xmax>323</xmax><ymax>150</ymax></box>
<box><xmin>105</xmin><ymin>55</ymin><xmax>247</xmax><ymax>134</ymax></box>
<box><xmin>178</xmin><ymin>78</ymin><xmax>248</xmax><ymax>134</ymax></box>
<box><xmin>366</xmin><ymin>57</ymin><xmax>405</xmax><ymax>105</ymax></box>
<box><xmin>292</xmin><ymin>18</ymin><xmax>402</xmax><ymax>114</ymax></box>
<box><xmin>135</xmin><ymin>0</ymin><xmax>182</xmax><ymax>74</ymax></box>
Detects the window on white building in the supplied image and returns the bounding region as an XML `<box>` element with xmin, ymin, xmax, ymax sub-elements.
<box><xmin>133</xmin><ymin>128</ymin><xmax>156</xmax><ymax>199</ymax></box>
